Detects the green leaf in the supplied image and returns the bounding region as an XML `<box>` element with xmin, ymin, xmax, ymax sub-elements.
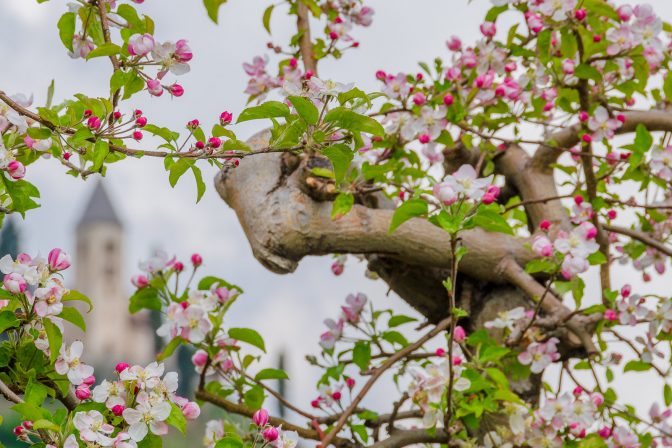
<box><xmin>228</xmin><ymin>328</ymin><xmax>266</xmax><ymax>352</ymax></box>
<box><xmin>536</xmin><ymin>29</ymin><xmax>552</xmax><ymax>64</ymax></box>
<box><xmin>27</xmin><ymin>127</ymin><xmax>52</xmax><ymax>139</ymax></box>
<box><xmin>168</xmin><ymin>159</ymin><xmax>194</xmax><ymax>187</ymax></box>
<box><xmin>352</xmin><ymin>342</ymin><xmax>371</xmax><ymax>372</ymax></box>
<box><xmin>62</xmin><ymin>290</ymin><xmax>93</xmax><ymax>312</ymax></box>
<box><xmin>473</xmin><ymin>209</ymin><xmax>514</xmax><ymax>235</ymax></box>
<box><xmin>128</xmin><ymin>287</ymin><xmax>162</xmax><ymax>314</ymax></box>
<box><xmin>157</xmin><ymin>337</ymin><xmax>183</xmax><ymax>362</ymax></box>
<box><xmin>0</xmin><ymin>310</ymin><xmax>19</xmax><ymax>333</ymax></box>
<box><xmin>587</xmin><ymin>251</ymin><xmax>607</xmax><ymax>265</ymax></box>
<box><xmin>57</xmin><ymin>13</ymin><xmax>76</xmax><ymax>52</ymax></box>
<box><xmin>485</xmin><ymin>368</ymin><xmax>510</xmax><ymax>389</ymax></box>
<box><xmin>91</xmin><ymin>139</ymin><xmax>109</xmax><ymax>171</ymax></box>
<box><xmin>215</xmin><ymin>438</ymin><xmax>244</xmax><ymax>448</ymax></box>
<box><xmin>633</xmin><ymin>124</ymin><xmax>653</xmax><ymax>153</ymax></box>
<box><xmin>623</xmin><ymin>360</ymin><xmax>652</xmax><ymax>372</ymax></box>
<box><xmin>25</xmin><ymin>379</ymin><xmax>48</xmax><ymax>407</ymax></box>
<box><xmin>60</xmin><ymin>306</ymin><xmax>86</xmax><ymax>331</ymax></box>
<box><xmin>262</xmin><ymin>5</ymin><xmax>274</xmax><ymax>34</ymax></box>
<box><xmin>382</xmin><ymin>330</ymin><xmax>408</xmax><ymax>346</ymax></box>
<box><xmin>665</xmin><ymin>384</ymin><xmax>672</xmax><ymax>407</ymax></box>
<box><xmin>331</xmin><ymin>192</ymin><xmax>354</xmax><ymax>219</ymax></box>
<box><xmin>321</xmin><ymin>144</ymin><xmax>353</xmax><ymax>184</ymax></box>
<box><xmin>243</xmin><ymin>384</ymin><xmax>265</xmax><ymax>410</ymax></box>
<box><xmin>389</xmin><ymin>199</ymin><xmax>427</xmax><ymax>233</ymax></box>
<box><xmin>324</xmin><ymin>107</ymin><xmax>384</xmax><ymax>136</ymax></box>
<box><xmin>86</xmin><ymin>43</ymin><xmax>122</xmax><ymax>60</ymax></box>
<box><xmin>203</xmin><ymin>0</ymin><xmax>228</xmax><ymax>23</ymax></box>
<box><xmin>237</xmin><ymin>101</ymin><xmax>290</xmax><ymax>123</ymax></box>
<box><xmin>43</xmin><ymin>318</ymin><xmax>62</xmax><ymax>363</ymax></box>
<box><xmin>33</xmin><ymin>419</ymin><xmax>61</xmax><ymax>431</ymax></box>
<box><xmin>166</xmin><ymin>402</ymin><xmax>186</xmax><ymax>434</ymax></box>
<box><xmin>584</xmin><ymin>0</ymin><xmax>619</xmax><ymax>20</ymax></box>
<box><xmin>288</xmin><ymin>96</ymin><xmax>319</xmax><ymax>125</ymax></box>
<box><xmin>575</xmin><ymin>64</ymin><xmax>602</xmax><ymax>82</ymax></box>
<box><xmin>191</xmin><ymin>165</ymin><xmax>206</xmax><ymax>203</ymax></box>
<box><xmin>2</xmin><ymin>176</ymin><xmax>41</xmax><ymax>215</ymax></box>
<box><xmin>388</xmin><ymin>315</ymin><xmax>417</xmax><ymax>327</ymax></box>
<box><xmin>485</xmin><ymin>5</ymin><xmax>508</xmax><ymax>21</ymax></box>
<box><xmin>255</xmin><ymin>368</ymin><xmax>289</xmax><ymax>381</ymax></box>
<box><xmin>138</xmin><ymin>434</ymin><xmax>163</xmax><ymax>448</ymax></box>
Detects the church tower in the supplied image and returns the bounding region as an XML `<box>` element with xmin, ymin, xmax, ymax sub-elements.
<box><xmin>74</xmin><ymin>181</ymin><xmax>154</xmax><ymax>370</ymax></box>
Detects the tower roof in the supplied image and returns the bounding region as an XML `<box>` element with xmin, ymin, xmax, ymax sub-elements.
<box><xmin>77</xmin><ymin>181</ymin><xmax>122</xmax><ymax>230</ymax></box>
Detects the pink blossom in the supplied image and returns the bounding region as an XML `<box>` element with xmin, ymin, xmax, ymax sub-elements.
<box><xmin>263</xmin><ymin>427</ymin><xmax>279</xmax><ymax>442</ymax></box>
<box><xmin>480</xmin><ymin>21</ymin><xmax>497</xmax><ymax>37</ymax></box>
<box><xmin>48</xmin><ymin>248</ymin><xmax>71</xmax><ymax>271</ymax></box>
<box><xmin>532</xmin><ymin>235</ymin><xmax>554</xmax><ymax>257</ymax></box>
<box><xmin>253</xmin><ymin>409</ymin><xmax>269</xmax><ymax>427</ymax></box>
<box><xmin>174</xmin><ymin>39</ymin><xmax>193</xmax><ymax>62</ymax></box>
<box><xmin>147</xmin><ymin>79</ymin><xmax>163</xmax><ymax>97</ymax></box>
<box><xmin>562</xmin><ymin>59</ymin><xmax>575</xmax><ymax>75</ymax></box>
<box><xmin>131</xmin><ymin>275</ymin><xmax>149</xmax><ymax>288</ymax></box>
<box><xmin>517</xmin><ymin>337</ymin><xmax>560</xmax><ymax>373</ymax></box>
<box><xmin>446</xmin><ymin>36</ymin><xmax>462</xmax><ymax>51</ymax></box>
<box><xmin>433</xmin><ymin>182</ymin><xmax>457</xmax><ymax>206</ymax></box>
<box><xmin>86</xmin><ymin>116</ymin><xmax>102</xmax><ymax>130</ymax></box>
<box><xmin>588</xmin><ymin>106</ymin><xmax>622</xmax><ymax>141</ymax></box>
<box><xmin>3</xmin><ymin>273</ymin><xmax>26</xmax><ymax>294</ymax></box>
<box><xmin>127</xmin><ymin>33</ymin><xmax>155</xmax><ymax>56</ymax></box>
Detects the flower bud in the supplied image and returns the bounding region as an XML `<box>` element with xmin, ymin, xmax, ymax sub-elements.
<box><xmin>220</xmin><ymin>111</ymin><xmax>233</xmax><ymax>126</ymax></box>
<box><xmin>134</xmin><ymin>109</ymin><xmax>143</xmax><ymax>118</ymax></box>
<box><xmin>573</xmin><ymin>386</ymin><xmax>583</xmax><ymax>396</ymax></box>
<box><xmin>621</xmin><ymin>284</ymin><xmax>631</xmax><ymax>298</ymax></box>
<box><xmin>443</xmin><ymin>94</ymin><xmax>454</xmax><ymax>106</ymax></box>
<box><xmin>574</xmin><ymin>9</ymin><xmax>586</xmax><ymax>20</ymax></box>
<box><xmin>331</xmin><ymin>261</ymin><xmax>344</xmax><ymax>276</ymax></box>
<box><xmin>195</xmin><ymin>141</ymin><xmax>205</xmax><ymax>150</ymax></box>
<box><xmin>132</xmin><ymin>131</ymin><xmax>143</xmax><ymax>141</ymax></box>
<box><xmin>208</xmin><ymin>137</ymin><xmax>222</xmax><ymax>149</ymax></box>
<box><xmin>7</xmin><ymin>161</ymin><xmax>26</xmax><ymax>180</ymax></box>
<box><xmin>169</xmin><ymin>84</ymin><xmax>184</xmax><ymax>97</ymax></box>
<box><xmin>22</xmin><ymin>421</ymin><xmax>33</xmax><ymax>430</ymax></box>
<box><xmin>604</xmin><ymin>309</ymin><xmax>617</xmax><ymax>321</ymax></box>
<box><xmin>332</xmin><ymin>391</ymin><xmax>342</xmax><ymax>401</ymax></box>
<box><xmin>75</xmin><ymin>385</ymin><xmax>91</xmax><ymax>400</ymax></box>
<box><xmin>112</xmin><ymin>405</ymin><xmax>125</xmax><ymax>416</ymax></box>
<box><xmin>182</xmin><ymin>402</ymin><xmax>201</xmax><ymax>420</ymax></box>
<box><xmin>83</xmin><ymin>109</ymin><xmax>93</xmax><ymax>118</ymax></box>
<box><xmin>540</xmin><ymin>220</ymin><xmax>551</xmax><ymax>231</ymax></box>
<box><xmin>192</xmin><ymin>350</ymin><xmax>209</xmax><ymax>367</ymax></box>
<box><xmin>191</xmin><ymin>253</ymin><xmax>203</xmax><ymax>267</ymax></box>
<box><xmin>480</xmin><ymin>21</ymin><xmax>496</xmax><ymax>38</ymax></box>
<box><xmin>262</xmin><ymin>427</ymin><xmax>279</xmax><ymax>442</ymax></box>
<box><xmin>418</xmin><ymin>134</ymin><xmax>430</xmax><ymax>144</ymax></box>
<box><xmin>115</xmin><ymin>362</ymin><xmax>130</xmax><ymax>373</ymax></box>
<box><xmin>113</xmin><ymin>111</ymin><xmax>122</xmax><ymax>121</ymax></box>
<box><xmin>13</xmin><ymin>426</ymin><xmax>24</xmax><ymax>436</ymax></box>
<box><xmin>412</xmin><ymin>92</ymin><xmax>426</xmax><ymax>106</ymax></box>
<box><xmin>346</xmin><ymin>377</ymin><xmax>355</xmax><ymax>389</ymax></box>
<box><xmin>173</xmin><ymin>261</ymin><xmax>184</xmax><ymax>273</ymax></box>
<box><xmin>574</xmin><ymin>195</ymin><xmax>584</xmax><ymax>205</ymax></box>
<box><xmin>598</xmin><ymin>427</ymin><xmax>611</xmax><ymax>438</ymax></box>
<box><xmin>311</xmin><ymin>399</ymin><xmax>321</xmax><ymax>408</ymax></box>
<box><xmin>453</xmin><ymin>325</ymin><xmax>466</xmax><ymax>342</ymax></box>
<box><xmin>83</xmin><ymin>375</ymin><xmax>96</xmax><ymax>386</ymax></box>
<box><xmin>135</xmin><ymin>117</ymin><xmax>148</xmax><ymax>128</ymax></box>
<box><xmin>375</xmin><ymin>70</ymin><xmax>386</xmax><ymax>80</ymax></box>
<box><xmin>435</xmin><ymin>348</ymin><xmax>446</xmax><ymax>357</ymax></box>
<box><xmin>4</xmin><ymin>273</ymin><xmax>27</xmax><ymax>294</ymax></box>
<box><xmin>131</xmin><ymin>275</ymin><xmax>149</xmax><ymax>288</ymax></box>
<box><xmin>87</xmin><ymin>116</ymin><xmax>102</xmax><ymax>130</ymax></box>
<box><xmin>48</xmin><ymin>248</ymin><xmax>71</xmax><ymax>271</ymax></box>
<box><xmin>253</xmin><ymin>409</ymin><xmax>269</xmax><ymax>427</ymax></box>
<box><xmin>147</xmin><ymin>79</ymin><xmax>163</xmax><ymax>97</ymax></box>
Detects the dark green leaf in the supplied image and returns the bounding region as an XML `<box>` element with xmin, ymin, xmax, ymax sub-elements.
<box><xmin>288</xmin><ymin>96</ymin><xmax>319</xmax><ymax>125</ymax></box>
<box><xmin>60</xmin><ymin>306</ymin><xmax>86</xmax><ymax>331</ymax></box>
<box><xmin>86</xmin><ymin>43</ymin><xmax>122</xmax><ymax>59</ymax></box>
<box><xmin>237</xmin><ymin>101</ymin><xmax>290</xmax><ymax>123</ymax></box>
<box><xmin>228</xmin><ymin>328</ymin><xmax>266</xmax><ymax>352</ymax></box>
<box><xmin>321</xmin><ymin>144</ymin><xmax>353</xmax><ymax>184</ymax></box>
<box><xmin>43</xmin><ymin>318</ymin><xmax>62</xmax><ymax>363</ymax></box>
<box><xmin>128</xmin><ymin>287</ymin><xmax>162</xmax><ymax>314</ymax></box>
<box><xmin>352</xmin><ymin>342</ymin><xmax>371</xmax><ymax>371</ymax></box>
<box><xmin>57</xmin><ymin>13</ymin><xmax>76</xmax><ymax>52</ymax></box>
<box><xmin>255</xmin><ymin>368</ymin><xmax>289</xmax><ymax>381</ymax></box>
<box><xmin>0</xmin><ymin>310</ymin><xmax>19</xmax><ymax>334</ymax></box>
<box><xmin>166</xmin><ymin>402</ymin><xmax>186</xmax><ymax>434</ymax></box>
<box><xmin>389</xmin><ymin>199</ymin><xmax>427</xmax><ymax>233</ymax></box>
<box><xmin>324</xmin><ymin>107</ymin><xmax>384</xmax><ymax>136</ymax></box>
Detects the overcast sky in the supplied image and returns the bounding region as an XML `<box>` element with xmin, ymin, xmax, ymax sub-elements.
<box><xmin>2</xmin><ymin>0</ymin><xmax>672</xmax><ymax>426</ymax></box>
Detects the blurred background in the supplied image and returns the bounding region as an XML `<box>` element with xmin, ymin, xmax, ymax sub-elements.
<box><xmin>1</xmin><ymin>0</ymin><xmax>672</xmax><ymax>445</ymax></box>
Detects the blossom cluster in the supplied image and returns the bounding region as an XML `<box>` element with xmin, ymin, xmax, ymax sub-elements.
<box><xmin>204</xmin><ymin>409</ymin><xmax>298</xmax><ymax>448</ymax></box>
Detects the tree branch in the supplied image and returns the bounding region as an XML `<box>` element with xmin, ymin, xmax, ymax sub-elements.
<box><xmin>605</xmin><ymin>224</ymin><xmax>672</xmax><ymax>257</ymax></box>
<box><xmin>532</xmin><ymin>110</ymin><xmax>672</xmax><ymax>170</ymax></box>
<box><xmin>296</xmin><ymin>0</ymin><xmax>317</xmax><ymax>75</ymax></box>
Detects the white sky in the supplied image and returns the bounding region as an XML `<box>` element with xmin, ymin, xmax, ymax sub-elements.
<box><xmin>2</xmin><ymin>0</ymin><xmax>672</xmax><ymax>428</ymax></box>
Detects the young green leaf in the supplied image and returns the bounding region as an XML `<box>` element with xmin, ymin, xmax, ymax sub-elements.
<box><xmin>388</xmin><ymin>199</ymin><xmax>427</xmax><ymax>233</ymax></box>
<box><xmin>228</xmin><ymin>328</ymin><xmax>266</xmax><ymax>352</ymax></box>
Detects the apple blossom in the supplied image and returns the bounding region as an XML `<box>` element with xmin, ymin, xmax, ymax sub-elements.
<box><xmin>3</xmin><ymin>272</ymin><xmax>26</xmax><ymax>294</ymax></box>
<box><xmin>7</xmin><ymin>161</ymin><xmax>26</xmax><ymax>180</ymax></box>
<box><xmin>55</xmin><ymin>341</ymin><xmax>94</xmax><ymax>385</ymax></box>
<box><xmin>517</xmin><ymin>337</ymin><xmax>560</xmax><ymax>373</ymax></box>
<box><xmin>47</xmin><ymin>248</ymin><xmax>70</xmax><ymax>271</ymax></box>
<box><xmin>123</xmin><ymin>391</ymin><xmax>171</xmax><ymax>441</ymax></box>
<box><xmin>128</xmin><ymin>33</ymin><xmax>155</xmax><ymax>56</ymax></box>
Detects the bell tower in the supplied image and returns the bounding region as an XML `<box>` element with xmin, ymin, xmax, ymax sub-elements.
<box><xmin>74</xmin><ymin>180</ymin><xmax>153</xmax><ymax>370</ymax></box>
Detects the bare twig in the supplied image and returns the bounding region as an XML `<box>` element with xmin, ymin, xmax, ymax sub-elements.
<box><xmin>604</xmin><ymin>224</ymin><xmax>672</xmax><ymax>258</ymax></box>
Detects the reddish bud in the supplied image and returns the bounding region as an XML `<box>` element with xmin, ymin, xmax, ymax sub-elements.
<box><xmin>311</xmin><ymin>399</ymin><xmax>321</xmax><ymax>408</ymax></box>
<box><xmin>170</xmin><ymin>84</ymin><xmax>184</xmax><ymax>97</ymax></box>
<box><xmin>134</xmin><ymin>109</ymin><xmax>143</xmax><ymax>118</ymax></box>
<box><xmin>305</xmin><ymin>70</ymin><xmax>314</xmax><ymax>80</ymax></box>
<box><xmin>418</xmin><ymin>134</ymin><xmax>430</xmax><ymax>144</ymax></box>
<box><xmin>574</xmin><ymin>9</ymin><xmax>586</xmax><ymax>20</ymax></box>
<box><xmin>263</xmin><ymin>427</ymin><xmax>279</xmax><ymax>442</ymax></box>
<box><xmin>132</xmin><ymin>131</ymin><xmax>143</xmax><ymax>141</ymax></box>
<box><xmin>195</xmin><ymin>141</ymin><xmax>205</xmax><ymax>150</ymax></box>
<box><xmin>352</xmin><ymin>41</ymin><xmax>360</xmax><ymax>48</ymax></box>
<box><xmin>83</xmin><ymin>109</ymin><xmax>93</xmax><ymax>118</ymax></box>
<box><xmin>173</xmin><ymin>261</ymin><xmax>184</xmax><ymax>273</ymax></box>
<box><xmin>540</xmin><ymin>220</ymin><xmax>551</xmax><ymax>231</ymax></box>
<box><xmin>13</xmin><ymin>426</ymin><xmax>24</xmax><ymax>436</ymax></box>
<box><xmin>22</xmin><ymin>421</ymin><xmax>33</xmax><ymax>430</ymax></box>
<box><xmin>329</xmin><ymin>31</ymin><xmax>339</xmax><ymax>40</ymax></box>
<box><xmin>375</xmin><ymin>70</ymin><xmax>386</xmax><ymax>80</ymax></box>
<box><xmin>621</xmin><ymin>284</ymin><xmax>631</xmax><ymax>298</ymax></box>
<box><xmin>593</xmin><ymin>34</ymin><xmax>602</xmax><ymax>43</ymax></box>
<box><xmin>616</xmin><ymin>114</ymin><xmax>626</xmax><ymax>123</ymax></box>
<box><xmin>346</xmin><ymin>377</ymin><xmax>355</xmax><ymax>389</ymax></box>
<box><xmin>63</xmin><ymin>152</ymin><xmax>72</xmax><ymax>161</ymax></box>
<box><xmin>443</xmin><ymin>94</ymin><xmax>454</xmax><ymax>106</ymax></box>
<box><xmin>454</xmin><ymin>325</ymin><xmax>466</xmax><ymax>342</ymax></box>
<box><xmin>220</xmin><ymin>111</ymin><xmax>233</xmax><ymax>126</ymax></box>
<box><xmin>115</xmin><ymin>362</ymin><xmax>130</xmax><ymax>373</ymax></box>
<box><xmin>112</xmin><ymin>405</ymin><xmax>125</xmax><ymax>416</ymax></box>
<box><xmin>582</xmin><ymin>134</ymin><xmax>592</xmax><ymax>143</ymax></box>
<box><xmin>607</xmin><ymin>209</ymin><xmax>617</xmax><ymax>219</ymax></box>
<box><xmin>75</xmin><ymin>385</ymin><xmax>91</xmax><ymax>400</ymax></box>
<box><xmin>574</xmin><ymin>195</ymin><xmax>584</xmax><ymax>205</ymax></box>
<box><xmin>83</xmin><ymin>375</ymin><xmax>96</xmax><ymax>386</ymax></box>
<box><xmin>86</xmin><ymin>116</ymin><xmax>102</xmax><ymax>130</ymax></box>
<box><xmin>579</xmin><ymin>111</ymin><xmax>589</xmax><ymax>122</ymax></box>
<box><xmin>435</xmin><ymin>348</ymin><xmax>446</xmax><ymax>357</ymax></box>
<box><xmin>135</xmin><ymin>117</ymin><xmax>148</xmax><ymax>128</ymax></box>
<box><xmin>331</xmin><ymin>391</ymin><xmax>342</xmax><ymax>401</ymax></box>
<box><xmin>113</xmin><ymin>111</ymin><xmax>122</xmax><ymax>121</ymax></box>
<box><xmin>253</xmin><ymin>409</ymin><xmax>269</xmax><ymax>427</ymax></box>
<box><xmin>208</xmin><ymin>137</ymin><xmax>222</xmax><ymax>149</ymax></box>
<box><xmin>187</xmin><ymin>119</ymin><xmax>200</xmax><ymax>129</ymax></box>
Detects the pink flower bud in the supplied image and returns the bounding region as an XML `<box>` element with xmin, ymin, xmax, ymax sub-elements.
<box><xmin>311</xmin><ymin>399</ymin><xmax>321</xmax><ymax>408</ymax></box>
<box><xmin>83</xmin><ymin>109</ymin><xmax>93</xmax><ymax>118</ymax></box>
<box><xmin>134</xmin><ymin>109</ymin><xmax>143</xmax><ymax>118</ymax></box>
<box><xmin>329</xmin><ymin>31</ymin><xmax>339</xmax><ymax>40</ymax></box>
<box><xmin>135</xmin><ymin>117</ymin><xmax>148</xmax><ymax>128</ymax></box>
<box><xmin>147</xmin><ymin>79</ymin><xmax>163</xmax><ymax>97</ymax></box>
<box><xmin>22</xmin><ymin>421</ymin><xmax>33</xmax><ymax>430</ymax></box>
<box><xmin>604</xmin><ymin>309</ymin><xmax>617</xmax><ymax>321</ymax></box>
<box><xmin>418</xmin><ymin>134</ymin><xmax>430</xmax><ymax>144</ymax></box>
<box><xmin>446</xmin><ymin>36</ymin><xmax>462</xmax><ymax>51</ymax></box>
<box><xmin>253</xmin><ymin>409</ymin><xmax>269</xmax><ymax>426</ymax></box>
<box><xmin>4</xmin><ymin>273</ymin><xmax>27</xmax><ymax>294</ymax></box>
<box><xmin>113</xmin><ymin>111</ymin><xmax>122</xmax><ymax>121</ymax></box>
<box><xmin>263</xmin><ymin>427</ymin><xmax>279</xmax><ymax>442</ymax></box>
<box><xmin>435</xmin><ymin>348</ymin><xmax>446</xmax><ymax>357</ymax></box>
<box><xmin>573</xmin><ymin>386</ymin><xmax>583</xmax><ymax>396</ymax></box>
<box><xmin>480</xmin><ymin>21</ymin><xmax>496</xmax><ymax>38</ymax></box>
<box><xmin>346</xmin><ymin>377</ymin><xmax>355</xmax><ymax>389</ymax></box>
<box><xmin>83</xmin><ymin>375</ymin><xmax>95</xmax><ymax>386</ymax></box>
<box><xmin>112</xmin><ymin>405</ymin><xmax>124</xmax><ymax>416</ymax></box>
<box><xmin>48</xmin><ymin>248</ymin><xmax>71</xmax><ymax>272</ymax></box>
<box><xmin>332</xmin><ymin>391</ymin><xmax>342</xmax><ymax>401</ymax></box>
<box><xmin>132</xmin><ymin>131</ymin><xmax>143</xmax><ymax>141</ymax></box>
<box><xmin>540</xmin><ymin>220</ymin><xmax>551</xmax><ymax>231</ymax></box>
<box><xmin>574</xmin><ymin>195</ymin><xmax>584</xmax><ymax>205</ymax></box>
<box><xmin>220</xmin><ymin>111</ymin><xmax>233</xmax><ymax>125</ymax></box>
<box><xmin>64</xmin><ymin>152</ymin><xmax>72</xmax><ymax>161</ymax></box>
<box><xmin>75</xmin><ymin>385</ymin><xmax>91</xmax><ymax>400</ymax></box>
<box><xmin>192</xmin><ymin>350</ymin><xmax>209</xmax><ymax>367</ymax></box>
<box><xmin>607</xmin><ymin>209</ymin><xmax>617</xmax><ymax>219</ymax></box>
<box><xmin>187</xmin><ymin>119</ymin><xmax>200</xmax><ymax>129</ymax></box>
<box><xmin>375</xmin><ymin>70</ymin><xmax>386</xmax><ymax>80</ymax></box>
<box><xmin>191</xmin><ymin>253</ymin><xmax>203</xmax><ymax>267</ymax></box>
<box><xmin>616</xmin><ymin>114</ymin><xmax>626</xmax><ymax>123</ymax></box>
<box><xmin>621</xmin><ymin>284</ymin><xmax>631</xmax><ymax>298</ymax></box>
<box><xmin>182</xmin><ymin>402</ymin><xmax>201</xmax><ymax>420</ymax></box>
<box><xmin>416</xmin><ymin>73</ymin><xmax>423</xmax><ymax>81</ymax></box>
<box><xmin>127</xmin><ymin>33</ymin><xmax>155</xmax><ymax>56</ymax></box>
<box><xmin>13</xmin><ymin>426</ymin><xmax>24</xmax><ymax>436</ymax></box>
<box><xmin>453</xmin><ymin>325</ymin><xmax>466</xmax><ymax>342</ymax></box>
<box><xmin>131</xmin><ymin>275</ymin><xmax>149</xmax><ymax>288</ymax></box>
<box><xmin>87</xmin><ymin>116</ymin><xmax>102</xmax><ymax>130</ymax></box>
<box><xmin>486</xmin><ymin>185</ymin><xmax>500</xmax><ymax>198</ymax></box>
<box><xmin>305</xmin><ymin>70</ymin><xmax>314</xmax><ymax>80</ymax></box>
<box><xmin>562</xmin><ymin>59</ymin><xmax>575</xmax><ymax>75</ymax></box>
<box><xmin>208</xmin><ymin>137</ymin><xmax>222</xmax><ymax>149</ymax></box>
<box><xmin>173</xmin><ymin>261</ymin><xmax>184</xmax><ymax>272</ymax></box>
<box><xmin>598</xmin><ymin>427</ymin><xmax>611</xmax><ymax>438</ymax></box>
<box><xmin>591</xmin><ymin>392</ymin><xmax>604</xmax><ymax>406</ymax></box>
<box><xmin>175</xmin><ymin>39</ymin><xmax>193</xmax><ymax>62</ymax></box>
<box><xmin>581</xmin><ymin>134</ymin><xmax>592</xmax><ymax>143</ymax></box>
<box><xmin>443</xmin><ymin>94</ymin><xmax>454</xmax><ymax>106</ymax></box>
<box><xmin>481</xmin><ymin>193</ymin><xmax>496</xmax><ymax>205</ymax></box>
<box><xmin>574</xmin><ymin>9</ymin><xmax>586</xmax><ymax>20</ymax></box>
<box><xmin>7</xmin><ymin>161</ymin><xmax>26</xmax><ymax>180</ymax></box>
<box><xmin>452</xmin><ymin>356</ymin><xmax>462</xmax><ymax>365</ymax></box>
<box><xmin>617</xmin><ymin>5</ymin><xmax>633</xmax><ymax>21</ymax></box>
<box><xmin>213</xmin><ymin>287</ymin><xmax>230</xmax><ymax>303</ymax></box>
<box><xmin>195</xmin><ymin>141</ymin><xmax>205</xmax><ymax>150</ymax></box>
<box><xmin>412</xmin><ymin>92</ymin><xmax>426</xmax><ymax>106</ymax></box>
<box><xmin>331</xmin><ymin>261</ymin><xmax>344</xmax><ymax>276</ymax></box>
<box><xmin>170</xmin><ymin>84</ymin><xmax>184</xmax><ymax>97</ymax></box>
<box><xmin>115</xmin><ymin>362</ymin><xmax>130</xmax><ymax>373</ymax></box>
<box><xmin>593</xmin><ymin>34</ymin><xmax>602</xmax><ymax>43</ymax></box>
